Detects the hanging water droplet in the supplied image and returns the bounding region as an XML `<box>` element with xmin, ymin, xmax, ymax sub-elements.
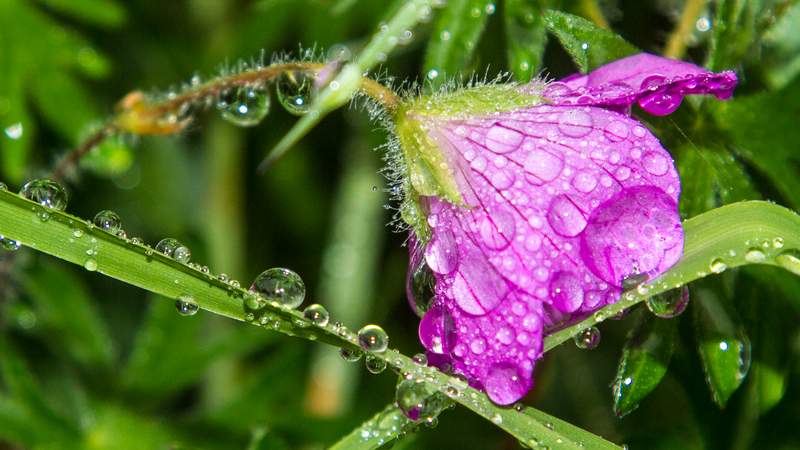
<box><xmin>155</xmin><ymin>238</ymin><xmax>192</xmax><ymax>264</ymax></box>
<box><xmin>19</xmin><ymin>179</ymin><xmax>68</xmax><ymax>211</ymax></box>
<box><xmin>744</xmin><ymin>247</ymin><xmax>766</xmax><ymax>263</ymax></box>
<box><xmin>84</xmin><ymin>258</ymin><xmax>98</xmax><ymax>271</ymax></box>
<box><xmin>276</xmin><ymin>70</ymin><xmax>315</xmax><ymax>115</ymax></box>
<box><xmin>250</xmin><ymin>267</ymin><xmax>305</xmax><ymax>308</ymax></box>
<box><xmin>646</xmin><ymin>286</ymin><xmax>690</xmax><ymax>318</ymax></box>
<box><xmin>175</xmin><ymin>294</ymin><xmax>199</xmax><ymax>316</ymax></box>
<box><xmin>217</xmin><ymin>85</ymin><xmax>270</xmax><ymax>126</ymax></box>
<box><xmin>93</xmin><ymin>210</ymin><xmax>123</xmax><ymax>235</ymax></box>
<box><xmin>365</xmin><ymin>354</ymin><xmax>387</xmax><ymax>374</ymax></box>
<box><xmin>574</xmin><ymin>326</ymin><xmax>601</xmax><ymax>349</ymax></box>
<box><xmin>410</xmin><ymin>260</ymin><xmax>436</xmax><ymax>316</ymax></box>
<box><xmin>412</xmin><ymin>353</ymin><xmax>427</xmax><ymax>365</ymax></box>
<box><xmin>709</xmin><ymin>258</ymin><xmax>727</xmax><ymax>274</ymax></box>
<box><xmin>340</xmin><ymin>347</ymin><xmax>363</xmax><ymax>362</ymax></box>
<box><xmin>303</xmin><ymin>304</ymin><xmax>330</xmax><ymax>326</ymax></box>
<box><xmin>1</xmin><ymin>236</ymin><xmax>21</xmax><ymax>251</ymax></box>
<box><xmin>358</xmin><ymin>324</ymin><xmax>389</xmax><ymax>352</ymax></box>
<box><xmin>395</xmin><ymin>379</ymin><xmax>446</xmax><ymax>421</ymax></box>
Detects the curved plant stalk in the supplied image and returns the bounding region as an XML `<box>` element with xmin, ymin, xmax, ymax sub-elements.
<box><xmin>2</xmin><ymin>193</ymin><xmax>800</xmax><ymax>449</ymax></box>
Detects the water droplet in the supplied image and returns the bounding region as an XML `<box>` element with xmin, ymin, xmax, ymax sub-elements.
<box><xmin>646</xmin><ymin>286</ymin><xmax>689</xmax><ymax>318</ymax></box>
<box><xmin>276</xmin><ymin>70</ymin><xmax>315</xmax><ymax>115</ymax></box>
<box><xmin>642</xmin><ymin>151</ymin><xmax>670</xmax><ymax>176</ymax></box>
<box><xmin>550</xmin><ymin>271</ymin><xmax>584</xmax><ymax>313</ymax></box>
<box><xmin>250</xmin><ymin>267</ymin><xmax>305</xmax><ymax>308</ymax></box>
<box><xmin>365</xmin><ymin>354</ymin><xmax>387</xmax><ymax>374</ymax></box>
<box><xmin>395</xmin><ymin>379</ymin><xmax>445</xmax><ymax>421</ymax></box>
<box><xmin>303</xmin><ymin>304</ymin><xmax>329</xmax><ymax>326</ymax></box>
<box><xmin>19</xmin><ymin>179</ymin><xmax>68</xmax><ymax>211</ymax></box>
<box><xmin>485</xmin><ymin>124</ymin><xmax>523</xmax><ymax>154</ymax></box>
<box><xmin>424</xmin><ymin>229</ymin><xmax>459</xmax><ymax>274</ymax></box>
<box><xmin>93</xmin><ymin>210</ymin><xmax>122</xmax><ymax>235</ymax></box>
<box><xmin>412</xmin><ymin>353</ymin><xmax>427</xmax><ymax>365</ymax></box>
<box><xmin>574</xmin><ymin>327</ymin><xmax>601</xmax><ymax>349</ymax></box>
<box><xmin>217</xmin><ymin>85</ymin><xmax>270</xmax><ymax>126</ymax></box>
<box><xmin>83</xmin><ymin>258</ymin><xmax>98</xmax><ymax>271</ymax></box>
<box><xmin>558</xmin><ymin>110</ymin><xmax>593</xmax><ymax>137</ymax></box>
<box><xmin>340</xmin><ymin>347</ymin><xmax>363</xmax><ymax>362</ymax></box>
<box><xmin>547</xmin><ymin>195</ymin><xmax>587</xmax><ymax>237</ymax></box>
<box><xmin>358</xmin><ymin>324</ymin><xmax>389</xmax><ymax>352</ymax></box>
<box><xmin>709</xmin><ymin>258</ymin><xmax>727</xmax><ymax>274</ymax></box>
<box><xmin>409</xmin><ymin>259</ymin><xmax>436</xmax><ymax>316</ymax></box>
<box><xmin>0</xmin><ymin>182</ymin><xmax>7</xmax><ymax>190</ymax></box>
<box><xmin>485</xmin><ymin>362</ymin><xmax>529</xmax><ymax>405</ymax></box>
<box><xmin>4</xmin><ymin>122</ymin><xmax>23</xmax><ymax>140</ymax></box>
<box><xmin>524</xmin><ymin>149</ymin><xmax>564</xmax><ymax>185</ymax></box>
<box><xmin>744</xmin><ymin>248</ymin><xmax>766</xmax><ymax>263</ymax></box>
<box><xmin>175</xmin><ymin>294</ymin><xmax>199</xmax><ymax>316</ymax></box>
<box><xmin>772</xmin><ymin>237</ymin><xmax>785</xmax><ymax>249</ymax></box>
<box><xmin>155</xmin><ymin>238</ymin><xmax>192</xmax><ymax>264</ymax></box>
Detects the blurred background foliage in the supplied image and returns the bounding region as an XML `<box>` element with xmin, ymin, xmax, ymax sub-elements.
<box><xmin>1</xmin><ymin>0</ymin><xmax>800</xmax><ymax>449</ymax></box>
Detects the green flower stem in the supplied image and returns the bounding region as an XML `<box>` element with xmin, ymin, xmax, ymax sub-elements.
<box><xmin>0</xmin><ymin>189</ymin><xmax>621</xmax><ymax>450</ymax></box>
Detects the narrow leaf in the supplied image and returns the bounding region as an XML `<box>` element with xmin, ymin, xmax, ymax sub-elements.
<box><xmin>504</xmin><ymin>0</ymin><xmax>547</xmax><ymax>81</ymax></box>
<box><xmin>693</xmin><ymin>280</ymin><xmax>751</xmax><ymax>407</ymax></box>
<box><xmin>612</xmin><ymin>313</ymin><xmax>677</xmax><ymax>417</ymax></box>
<box><xmin>543</xmin><ymin>9</ymin><xmax>637</xmax><ymax>73</ymax></box>
<box><xmin>424</xmin><ymin>0</ymin><xmax>494</xmax><ymax>88</ymax></box>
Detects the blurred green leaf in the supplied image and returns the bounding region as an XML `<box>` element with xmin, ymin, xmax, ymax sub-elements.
<box><xmin>22</xmin><ymin>261</ymin><xmax>115</xmax><ymax>369</ymax></box>
<box><xmin>79</xmin><ymin>134</ymin><xmax>135</xmax><ymax>177</ymax></box>
<box><xmin>612</xmin><ymin>312</ymin><xmax>677</xmax><ymax>418</ymax></box>
<box><xmin>693</xmin><ymin>281</ymin><xmax>751</xmax><ymax>407</ymax></box>
<box><xmin>0</xmin><ymin>0</ymin><xmax>114</xmax><ymax>182</ymax></box>
<box><xmin>542</xmin><ymin>9</ymin><xmax>637</xmax><ymax>73</ymax></box>
<box><xmin>504</xmin><ymin>0</ymin><xmax>548</xmax><ymax>81</ymax></box>
<box><xmin>34</xmin><ymin>0</ymin><xmax>126</xmax><ymax>27</ymax></box>
<box><xmin>762</xmin><ymin>2</ymin><xmax>800</xmax><ymax>88</ymax></box>
<box><xmin>676</xmin><ymin>146</ymin><xmax>760</xmax><ymax>218</ymax></box>
<box><xmin>424</xmin><ymin>0</ymin><xmax>494</xmax><ymax>88</ymax></box>
<box><xmin>123</xmin><ymin>298</ymin><xmax>272</xmax><ymax>398</ymax></box>
<box><xmin>713</xmin><ymin>76</ymin><xmax>800</xmax><ymax>209</ymax></box>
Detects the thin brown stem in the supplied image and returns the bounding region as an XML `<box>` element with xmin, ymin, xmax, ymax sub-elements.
<box><xmin>51</xmin><ymin>124</ymin><xmax>117</xmax><ymax>182</ymax></box>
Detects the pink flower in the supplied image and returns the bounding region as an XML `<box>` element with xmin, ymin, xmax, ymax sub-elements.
<box><xmin>399</xmin><ymin>54</ymin><xmax>737</xmax><ymax>405</ymax></box>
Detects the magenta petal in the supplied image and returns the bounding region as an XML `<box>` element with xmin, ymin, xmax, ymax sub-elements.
<box><xmin>538</xmin><ymin>53</ymin><xmax>737</xmax><ymax>115</ymax></box>
<box><xmin>410</xmin><ymin>103</ymin><xmax>683</xmax><ymax>404</ymax></box>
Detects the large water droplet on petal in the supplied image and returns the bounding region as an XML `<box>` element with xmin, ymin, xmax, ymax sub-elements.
<box><xmin>19</xmin><ymin>179</ymin><xmax>68</xmax><ymax>211</ymax></box>
<box><xmin>485</xmin><ymin>362</ymin><xmax>530</xmax><ymax>405</ymax></box>
<box><xmin>642</xmin><ymin>151</ymin><xmax>670</xmax><ymax>176</ymax></box>
<box><xmin>550</xmin><ymin>271</ymin><xmax>584</xmax><ymax>313</ymax></box>
<box><xmin>546</xmin><ymin>194</ymin><xmax>587</xmax><ymax>237</ymax></box>
<box><xmin>424</xmin><ymin>229</ymin><xmax>459</xmax><ymax>274</ymax></box>
<box><xmin>217</xmin><ymin>85</ymin><xmax>270</xmax><ymax>126</ymax></box>
<box><xmin>478</xmin><ymin>207</ymin><xmax>516</xmax><ymax>250</ymax></box>
<box><xmin>557</xmin><ymin>110</ymin><xmax>593</xmax><ymax>137</ymax></box>
<box><xmin>250</xmin><ymin>267</ymin><xmax>305</xmax><ymax>308</ymax></box>
<box><xmin>358</xmin><ymin>324</ymin><xmax>389</xmax><ymax>352</ymax></box>
<box><xmin>276</xmin><ymin>70</ymin><xmax>315</xmax><ymax>115</ymax></box>
<box><xmin>451</xmin><ymin>253</ymin><xmax>509</xmax><ymax>315</ymax></box>
<box><xmin>418</xmin><ymin>304</ymin><xmax>456</xmax><ymax>354</ymax></box>
<box><xmin>485</xmin><ymin>124</ymin><xmax>523</xmax><ymax>154</ymax></box>
<box><xmin>580</xmin><ymin>186</ymin><xmax>682</xmax><ymax>287</ymax></box>
<box><xmin>524</xmin><ymin>148</ymin><xmax>564</xmax><ymax>185</ymax></box>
